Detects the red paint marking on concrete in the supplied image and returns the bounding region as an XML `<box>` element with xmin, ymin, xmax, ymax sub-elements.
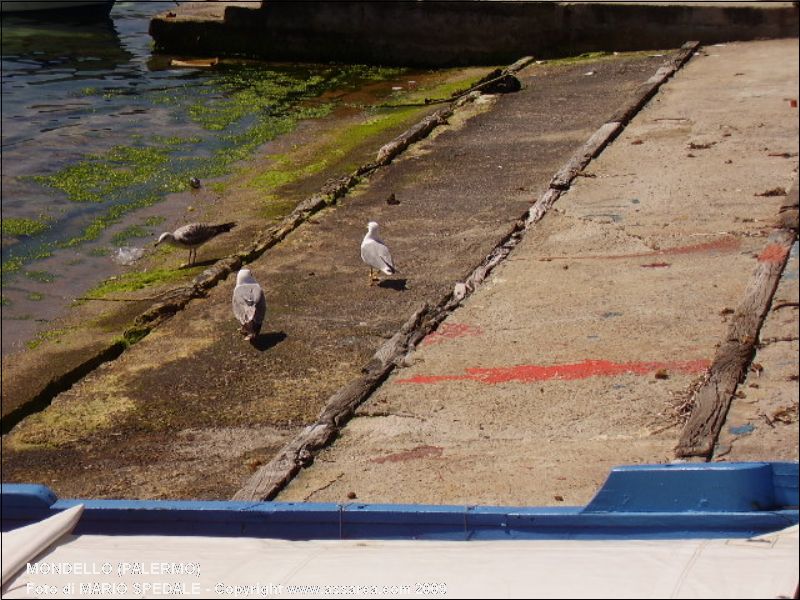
<box><xmin>757</xmin><ymin>244</ymin><xmax>789</xmax><ymax>264</ymax></box>
<box><xmin>542</xmin><ymin>236</ymin><xmax>740</xmax><ymax>261</ymax></box>
<box><xmin>641</xmin><ymin>262</ymin><xmax>671</xmax><ymax>268</ymax></box>
<box><xmin>422</xmin><ymin>323</ymin><xmax>484</xmax><ymax>346</ymax></box>
<box><xmin>657</xmin><ymin>237</ymin><xmax>740</xmax><ymax>256</ymax></box>
<box><xmin>371</xmin><ymin>445</ymin><xmax>443</xmax><ymax>464</ymax></box>
<box><xmin>397</xmin><ymin>358</ymin><xmax>710</xmax><ymax>385</ymax></box>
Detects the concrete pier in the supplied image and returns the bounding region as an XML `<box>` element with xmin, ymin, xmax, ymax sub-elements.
<box><xmin>150</xmin><ymin>1</ymin><xmax>798</xmax><ymax>66</ymax></box>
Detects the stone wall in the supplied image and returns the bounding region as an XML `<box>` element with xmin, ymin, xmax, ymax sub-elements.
<box><xmin>150</xmin><ymin>1</ymin><xmax>799</xmax><ymax>66</ymax></box>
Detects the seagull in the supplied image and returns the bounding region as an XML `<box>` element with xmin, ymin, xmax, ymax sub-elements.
<box><xmin>360</xmin><ymin>221</ymin><xmax>396</xmax><ymax>285</ymax></box>
<box><xmin>232</xmin><ymin>268</ymin><xmax>267</xmax><ymax>342</ymax></box>
<box><xmin>155</xmin><ymin>222</ymin><xmax>236</xmax><ymax>266</ymax></box>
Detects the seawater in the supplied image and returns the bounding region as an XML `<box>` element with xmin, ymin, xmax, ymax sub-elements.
<box><xmin>0</xmin><ymin>1</ymin><xmax>407</xmax><ymax>354</ymax></box>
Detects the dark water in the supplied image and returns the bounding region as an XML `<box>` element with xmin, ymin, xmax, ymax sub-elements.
<box><xmin>0</xmin><ymin>1</ymin><xmax>406</xmax><ymax>355</ymax></box>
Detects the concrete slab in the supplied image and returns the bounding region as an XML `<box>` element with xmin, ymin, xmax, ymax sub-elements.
<box><xmin>278</xmin><ymin>39</ymin><xmax>799</xmax><ymax>506</ymax></box>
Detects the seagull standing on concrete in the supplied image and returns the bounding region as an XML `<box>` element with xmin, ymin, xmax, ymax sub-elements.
<box><xmin>360</xmin><ymin>221</ymin><xmax>396</xmax><ymax>285</ymax></box>
<box><xmin>232</xmin><ymin>268</ymin><xmax>267</xmax><ymax>342</ymax></box>
<box><xmin>155</xmin><ymin>222</ymin><xmax>236</xmax><ymax>266</ymax></box>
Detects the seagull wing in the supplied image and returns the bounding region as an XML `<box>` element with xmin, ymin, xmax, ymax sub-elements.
<box><xmin>173</xmin><ymin>223</ymin><xmax>212</xmax><ymax>247</ymax></box>
<box><xmin>361</xmin><ymin>239</ymin><xmax>396</xmax><ymax>275</ymax></box>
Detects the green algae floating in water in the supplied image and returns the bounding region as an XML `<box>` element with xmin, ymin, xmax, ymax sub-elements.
<box><xmin>24</xmin><ymin>270</ymin><xmax>57</xmax><ymax>283</ymax></box>
<box><xmin>143</xmin><ymin>215</ymin><xmax>166</xmax><ymax>227</ymax></box>
<box><xmin>1</xmin><ymin>217</ymin><xmax>50</xmax><ymax>237</ymax></box>
<box><xmin>111</xmin><ymin>225</ymin><xmax>152</xmax><ymax>245</ymax></box>
<box><xmin>10</xmin><ymin>63</ymin><xmax>412</xmax><ymax>277</ymax></box>
<box><xmin>30</xmin><ymin>146</ymin><xmax>173</xmax><ymax>204</ymax></box>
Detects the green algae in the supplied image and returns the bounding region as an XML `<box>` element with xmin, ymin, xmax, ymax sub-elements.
<box><xmin>85</xmin><ymin>266</ymin><xmax>203</xmax><ymax>298</ymax></box>
<box><xmin>63</xmin><ymin>194</ymin><xmax>162</xmax><ymax>248</ymax></box>
<box><xmin>547</xmin><ymin>51</ymin><xmax>612</xmax><ymax>65</ymax></box>
<box><xmin>261</xmin><ymin>198</ymin><xmax>298</xmax><ymax>221</ymax></box>
<box><xmin>143</xmin><ymin>215</ymin><xmax>166</xmax><ymax>227</ymax></box>
<box><xmin>151</xmin><ymin>135</ymin><xmax>202</xmax><ymax>147</ymax></box>
<box><xmin>544</xmin><ymin>49</ymin><xmax>665</xmax><ymax>66</ymax></box>
<box><xmin>24</xmin><ymin>270</ymin><xmax>56</xmax><ymax>283</ymax></box>
<box><xmin>111</xmin><ymin>225</ymin><xmax>151</xmax><ymax>245</ymax></box>
<box><xmin>1</xmin><ymin>256</ymin><xmax>25</xmax><ymax>276</ymax></box>
<box><xmin>251</xmin><ymin>105</ymin><xmax>417</xmax><ymax>201</ymax></box>
<box><xmin>8</xmin><ymin>63</ymin><xmax>458</xmax><ymax>282</ymax></box>
<box><xmin>7</xmin><ymin>390</ymin><xmax>135</xmax><ymax>450</ymax></box>
<box><xmin>30</xmin><ymin>146</ymin><xmax>174</xmax><ymax>204</ymax></box>
<box><xmin>248</xmin><ymin>73</ymin><xmax>482</xmax><ymax>210</ymax></box>
<box><xmin>27</xmin><ymin>292</ymin><xmax>44</xmax><ymax>301</ymax></box>
<box><xmin>1</xmin><ymin>216</ymin><xmax>50</xmax><ymax>237</ymax></box>
<box><xmin>120</xmin><ymin>325</ymin><xmax>150</xmax><ymax>348</ymax></box>
<box><xmin>14</xmin><ymin>66</ymin><xmax>403</xmax><ymax>272</ymax></box>
<box><xmin>26</xmin><ymin>327</ymin><xmax>70</xmax><ymax>350</ymax></box>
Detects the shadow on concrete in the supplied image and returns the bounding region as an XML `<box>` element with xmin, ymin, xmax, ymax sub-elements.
<box><xmin>251</xmin><ymin>331</ymin><xmax>287</xmax><ymax>352</ymax></box>
<box><xmin>180</xmin><ymin>258</ymin><xmax>217</xmax><ymax>270</ymax></box>
<box><xmin>378</xmin><ymin>278</ymin><xmax>408</xmax><ymax>292</ymax></box>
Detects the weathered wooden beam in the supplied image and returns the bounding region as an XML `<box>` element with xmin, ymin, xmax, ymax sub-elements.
<box><xmin>609</xmin><ymin>41</ymin><xmax>699</xmax><ymax>126</ymax></box>
<box><xmin>676</xmin><ymin>212</ymin><xmax>798</xmax><ymax>458</ymax></box>
<box><xmin>549</xmin><ymin>122</ymin><xmax>623</xmax><ymax>190</ymax></box>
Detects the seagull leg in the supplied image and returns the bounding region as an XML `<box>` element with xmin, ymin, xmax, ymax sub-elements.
<box><xmin>368</xmin><ymin>268</ymin><xmax>376</xmax><ymax>286</ymax></box>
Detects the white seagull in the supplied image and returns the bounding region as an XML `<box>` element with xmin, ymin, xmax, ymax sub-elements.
<box><xmin>232</xmin><ymin>268</ymin><xmax>267</xmax><ymax>342</ymax></box>
<box><xmin>360</xmin><ymin>221</ymin><xmax>396</xmax><ymax>285</ymax></box>
<box><xmin>155</xmin><ymin>222</ymin><xmax>236</xmax><ymax>266</ymax></box>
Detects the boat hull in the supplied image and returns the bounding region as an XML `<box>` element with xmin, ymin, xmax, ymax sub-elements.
<box><xmin>1</xmin><ymin>0</ymin><xmax>114</xmax><ymax>15</ymax></box>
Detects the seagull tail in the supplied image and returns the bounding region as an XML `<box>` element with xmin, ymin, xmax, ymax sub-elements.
<box><xmin>380</xmin><ymin>257</ymin><xmax>396</xmax><ymax>276</ymax></box>
<box><xmin>214</xmin><ymin>222</ymin><xmax>237</xmax><ymax>234</ymax></box>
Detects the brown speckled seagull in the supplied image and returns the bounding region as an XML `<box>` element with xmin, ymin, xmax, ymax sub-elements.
<box><xmin>155</xmin><ymin>222</ymin><xmax>236</xmax><ymax>266</ymax></box>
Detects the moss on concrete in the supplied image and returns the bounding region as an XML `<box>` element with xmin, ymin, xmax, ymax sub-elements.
<box><xmin>26</xmin><ymin>327</ymin><xmax>72</xmax><ymax>350</ymax></box>
<box><xmin>6</xmin><ymin>390</ymin><xmax>136</xmax><ymax>450</ymax></box>
<box><xmin>249</xmin><ymin>72</ymin><xmax>485</xmax><ymax>218</ymax></box>
<box><xmin>85</xmin><ymin>267</ymin><xmax>203</xmax><ymax>298</ymax></box>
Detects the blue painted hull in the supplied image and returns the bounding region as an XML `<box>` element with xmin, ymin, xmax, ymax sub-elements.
<box><xmin>2</xmin><ymin>462</ymin><xmax>797</xmax><ymax>541</ymax></box>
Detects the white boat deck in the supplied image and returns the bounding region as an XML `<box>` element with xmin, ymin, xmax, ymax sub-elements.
<box><xmin>2</xmin><ymin>507</ymin><xmax>798</xmax><ymax>599</ymax></box>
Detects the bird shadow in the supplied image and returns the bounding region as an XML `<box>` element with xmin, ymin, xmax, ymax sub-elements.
<box><xmin>250</xmin><ymin>331</ymin><xmax>287</xmax><ymax>352</ymax></box>
<box><xmin>179</xmin><ymin>258</ymin><xmax>218</xmax><ymax>270</ymax></box>
<box><xmin>378</xmin><ymin>278</ymin><xmax>407</xmax><ymax>291</ymax></box>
